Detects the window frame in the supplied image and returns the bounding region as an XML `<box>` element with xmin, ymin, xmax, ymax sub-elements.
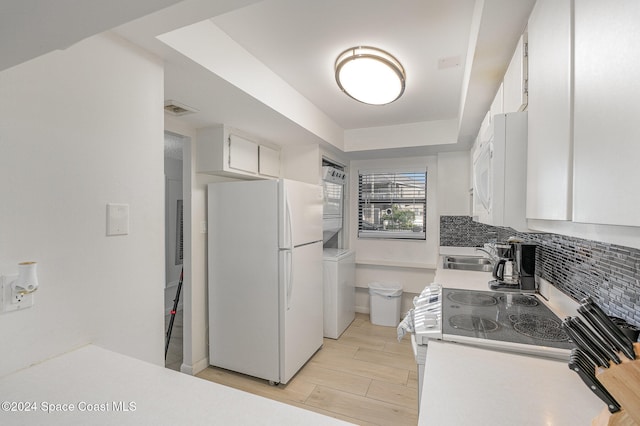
<box><xmin>357</xmin><ymin>168</ymin><xmax>427</xmax><ymax>240</ymax></box>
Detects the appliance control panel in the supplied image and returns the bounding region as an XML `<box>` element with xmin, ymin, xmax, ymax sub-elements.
<box><xmin>322</xmin><ymin>166</ymin><xmax>346</xmax><ymax>184</ymax></box>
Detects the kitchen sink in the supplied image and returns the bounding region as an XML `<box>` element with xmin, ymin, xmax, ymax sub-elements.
<box><xmin>442</xmin><ymin>255</ymin><xmax>493</xmax><ymax>272</ymax></box>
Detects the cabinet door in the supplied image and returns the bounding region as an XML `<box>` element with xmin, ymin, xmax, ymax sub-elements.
<box><xmin>228</xmin><ymin>134</ymin><xmax>258</xmax><ymax>174</ymax></box>
<box><xmin>259</xmin><ymin>145</ymin><xmax>280</xmax><ymax>177</ymax></box>
<box><xmin>491</xmin><ymin>83</ymin><xmax>504</xmax><ymax>117</ymax></box>
<box><xmin>526</xmin><ymin>0</ymin><xmax>572</xmax><ymax>220</ymax></box>
<box><xmin>503</xmin><ymin>34</ymin><xmax>528</xmax><ymax>113</ymax></box>
<box><xmin>490</xmin><ymin>83</ymin><xmax>504</xmax><ymax>118</ymax></box>
<box><xmin>479</xmin><ymin>85</ymin><xmax>504</xmax><ymax>144</ymax></box>
<box><xmin>572</xmin><ymin>0</ymin><xmax>640</xmax><ymax>226</ymax></box>
<box><xmin>479</xmin><ymin>111</ymin><xmax>492</xmax><ymax>143</ymax></box>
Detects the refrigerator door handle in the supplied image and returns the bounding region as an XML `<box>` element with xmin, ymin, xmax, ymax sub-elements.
<box><xmin>284</xmin><ymin>193</ymin><xmax>293</xmax><ymax>249</ymax></box>
<box><xmin>284</xmin><ymin>249</ymin><xmax>293</xmax><ymax>311</ymax></box>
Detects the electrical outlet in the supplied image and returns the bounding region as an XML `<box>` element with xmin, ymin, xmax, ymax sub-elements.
<box><xmin>1</xmin><ymin>274</ymin><xmax>35</xmax><ymax>313</ymax></box>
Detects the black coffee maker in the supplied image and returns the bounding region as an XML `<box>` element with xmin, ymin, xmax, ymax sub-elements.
<box><xmin>489</xmin><ymin>242</ymin><xmax>536</xmax><ymax>292</ymax></box>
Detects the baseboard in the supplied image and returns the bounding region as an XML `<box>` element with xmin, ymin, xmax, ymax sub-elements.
<box><xmin>180</xmin><ymin>356</ymin><xmax>209</xmax><ymax>376</ymax></box>
<box><xmin>355</xmin><ymin>306</ymin><xmax>370</xmax><ymax>314</ymax></box>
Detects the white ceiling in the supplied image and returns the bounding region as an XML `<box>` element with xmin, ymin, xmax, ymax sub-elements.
<box><xmin>2</xmin><ymin>0</ymin><xmax>536</xmax><ymax>159</ymax></box>
<box><xmin>0</xmin><ymin>0</ymin><xmax>183</xmax><ymax>71</ymax></box>
<box><xmin>210</xmin><ymin>0</ymin><xmax>475</xmax><ymax>130</ymax></box>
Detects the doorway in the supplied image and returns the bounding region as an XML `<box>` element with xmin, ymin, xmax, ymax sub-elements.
<box><xmin>164</xmin><ymin>131</ymin><xmax>187</xmax><ymax>370</ymax></box>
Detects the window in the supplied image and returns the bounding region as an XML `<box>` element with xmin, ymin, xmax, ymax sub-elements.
<box><xmin>358</xmin><ymin>170</ymin><xmax>427</xmax><ymax>240</ymax></box>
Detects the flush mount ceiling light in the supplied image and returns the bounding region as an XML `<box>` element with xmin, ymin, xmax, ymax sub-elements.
<box><xmin>335</xmin><ymin>46</ymin><xmax>406</xmax><ymax>105</ymax></box>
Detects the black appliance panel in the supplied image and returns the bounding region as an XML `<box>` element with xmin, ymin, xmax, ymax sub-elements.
<box><xmin>442</xmin><ymin>288</ymin><xmax>574</xmax><ymax>350</ymax></box>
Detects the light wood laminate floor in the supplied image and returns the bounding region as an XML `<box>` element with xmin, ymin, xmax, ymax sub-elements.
<box><xmin>195</xmin><ymin>313</ymin><xmax>418</xmax><ymax>426</ymax></box>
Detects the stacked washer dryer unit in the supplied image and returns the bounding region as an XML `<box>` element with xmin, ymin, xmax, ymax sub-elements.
<box><xmin>321</xmin><ymin>165</ymin><xmax>345</xmax><ymax>247</ymax></box>
<box><xmin>322</xmin><ymin>165</ymin><xmax>355</xmax><ymax>339</ymax></box>
<box><xmin>322</xmin><ymin>248</ymin><xmax>355</xmax><ymax>338</ymax></box>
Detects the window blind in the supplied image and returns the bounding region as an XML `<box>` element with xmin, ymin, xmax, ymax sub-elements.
<box><xmin>358</xmin><ymin>170</ymin><xmax>427</xmax><ymax>240</ymax></box>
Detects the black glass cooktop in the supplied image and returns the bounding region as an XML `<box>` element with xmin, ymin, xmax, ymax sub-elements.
<box><xmin>442</xmin><ymin>288</ymin><xmax>574</xmax><ymax>351</ymax></box>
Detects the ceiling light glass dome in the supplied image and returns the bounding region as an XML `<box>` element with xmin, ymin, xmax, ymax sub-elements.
<box><xmin>335</xmin><ymin>46</ymin><xmax>406</xmax><ymax>105</ymax></box>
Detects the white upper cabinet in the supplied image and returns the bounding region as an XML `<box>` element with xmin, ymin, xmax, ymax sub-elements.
<box><xmin>479</xmin><ymin>111</ymin><xmax>492</xmax><ymax>144</ymax></box>
<box><xmin>228</xmin><ymin>134</ymin><xmax>259</xmax><ymax>174</ymax></box>
<box><xmin>196</xmin><ymin>125</ymin><xmax>280</xmax><ymax>179</ymax></box>
<box><xmin>503</xmin><ymin>34</ymin><xmax>528</xmax><ymax>113</ymax></box>
<box><xmin>572</xmin><ymin>0</ymin><xmax>640</xmax><ymax>227</ymax></box>
<box><xmin>490</xmin><ymin>83</ymin><xmax>504</xmax><ymax>119</ymax></box>
<box><xmin>258</xmin><ymin>144</ymin><xmax>280</xmax><ymax>178</ymax></box>
<box><xmin>526</xmin><ymin>0</ymin><xmax>573</xmax><ymax>221</ymax></box>
<box><xmin>526</xmin><ymin>0</ymin><xmax>640</xmax><ymax>228</ymax></box>
<box><xmin>479</xmin><ymin>84</ymin><xmax>504</xmax><ymax>144</ymax></box>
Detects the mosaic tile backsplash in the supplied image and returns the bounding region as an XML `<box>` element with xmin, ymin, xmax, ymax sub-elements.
<box><xmin>440</xmin><ymin>215</ymin><xmax>640</xmax><ymax>327</ymax></box>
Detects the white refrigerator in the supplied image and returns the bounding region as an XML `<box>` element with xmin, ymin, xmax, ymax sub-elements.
<box><xmin>207</xmin><ymin>178</ymin><xmax>324</xmax><ymax>384</ymax></box>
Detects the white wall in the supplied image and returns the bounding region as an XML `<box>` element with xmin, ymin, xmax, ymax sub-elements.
<box><xmin>437</xmin><ymin>151</ymin><xmax>471</xmax><ymax>216</ymax></box>
<box><xmin>0</xmin><ymin>33</ymin><xmax>165</xmax><ymax>376</ymax></box>
<box><xmin>349</xmin><ymin>156</ymin><xmax>440</xmax><ymax>268</ymax></box>
<box><xmin>345</xmin><ymin>119</ymin><xmax>458</xmax><ymax>152</ymax></box>
<box><xmin>349</xmin><ymin>152</ymin><xmax>472</xmax><ymax>315</ymax></box>
<box><xmin>281</xmin><ymin>144</ymin><xmax>321</xmax><ymax>184</ymax></box>
<box><xmin>349</xmin><ymin>156</ymin><xmax>439</xmax><ymax>314</ymax></box>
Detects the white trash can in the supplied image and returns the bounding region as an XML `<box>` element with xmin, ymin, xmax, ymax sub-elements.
<box><xmin>368</xmin><ymin>282</ymin><xmax>403</xmax><ymax>326</ymax></box>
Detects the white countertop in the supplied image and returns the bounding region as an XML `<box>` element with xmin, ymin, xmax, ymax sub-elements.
<box><xmin>418</xmin><ymin>250</ymin><xmax>606</xmax><ymax>425</ymax></box>
<box><xmin>419</xmin><ymin>341</ymin><xmax>603</xmax><ymax>426</ymax></box>
<box><xmin>0</xmin><ymin>345</ymin><xmax>352</xmax><ymax>425</ymax></box>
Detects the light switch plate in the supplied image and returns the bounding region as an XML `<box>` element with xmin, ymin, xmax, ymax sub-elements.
<box><xmin>107</xmin><ymin>203</ymin><xmax>129</xmax><ymax>236</ymax></box>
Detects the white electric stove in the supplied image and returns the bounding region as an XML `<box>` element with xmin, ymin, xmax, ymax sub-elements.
<box><xmin>414</xmin><ymin>286</ymin><xmax>573</xmax><ymax>359</ymax></box>
<box><xmin>409</xmin><ymin>284</ymin><xmax>575</xmax><ymax>406</ymax></box>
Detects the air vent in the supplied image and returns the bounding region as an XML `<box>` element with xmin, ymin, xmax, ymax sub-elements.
<box><xmin>437</xmin><ymin>55</ymin><xmax>462</xmax><ymax>70</ymax></box>
<box><xmin>164</xmin><ymin>100</ymin><xmax>198</xmax><ymax>116</ymax></box>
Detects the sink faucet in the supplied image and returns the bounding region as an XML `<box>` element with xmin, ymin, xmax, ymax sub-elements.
<box><xmin>475</xmin><ymin>247</ymin><xmax>497</xmax><ymax>264</ymax></box>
